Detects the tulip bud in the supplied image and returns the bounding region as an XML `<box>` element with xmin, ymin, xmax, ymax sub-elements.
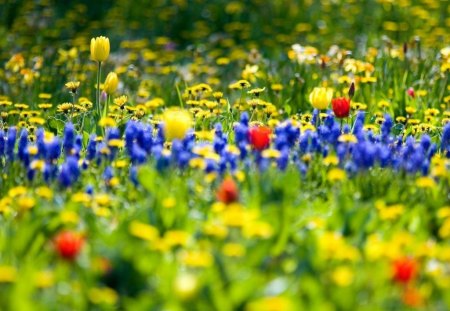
<box><xmin>90</xmin><ymin>36</ymin><xmax>110</xmax><ymax>62</ymax></box>
<box><xmin>309</xmin><ymin>87</ymin><xmax>333</xmax><ymax>110</ymax></box>
<box><xmin>407</xmin><ymin>87</ymin><xmax>415</xmax><ymax>98</ymax></box>
<box><xmin>348</xmin><ymin>82</ymin><xmax>355</xmax><ymax>99</ymax></box>
<box><xmin>103</xmin><ymin>72</ymin><xmax>119</xmax><ymax>94</ymax></box>
<box><xmin>162</xmin><ymin>108</ymin><xmax>192</xmax><ymax>141</ymax></box>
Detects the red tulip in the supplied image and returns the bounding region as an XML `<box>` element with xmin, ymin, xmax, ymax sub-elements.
<box><xmin>331</xmin><ymin>97</ymin><xmax>351</xmax><ymax>118</ymax></box>
<box><xmin>248</xmin><ymin>126</ymin><xmax>271</xmax><ymax>151</ymax></box>
<box><xmin>407</xmin><ymin>87</ymin><xmax>415</xmax><ymax>98</ymax></box>
<box><xmin>392</xmin><ymin>257</ymin><xmax>417</xmax><ymax>284</ymax></box>
<box><xmin>217</xmin><ymin>177</ymin><xmax>239</xmax><ymax>204</ymax></box>
<box><xmin>54</xmin><ymin>231</ymin><xmax>84</xmax><ymax>261</ymax></box>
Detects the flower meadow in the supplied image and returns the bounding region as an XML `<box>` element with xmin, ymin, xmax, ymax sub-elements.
<box><xmin>0</xmin><ymin>0</ymin><xmax>450</xmax><ymax>310</ymax></box>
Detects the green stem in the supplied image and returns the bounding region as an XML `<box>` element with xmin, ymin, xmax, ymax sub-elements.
<box><xmin>96</xmin><ymin>61</ymin><xmax>102</xmax><ymax>132</ymax></box>
<box><xmin>70</xmin><ymin>93</ymin><xmax>76</xmax><ymax>122</ymax></box>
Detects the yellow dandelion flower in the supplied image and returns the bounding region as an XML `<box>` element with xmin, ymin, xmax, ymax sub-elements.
<box><xmin>88</xmin><ymin>287</ymin><xmax>118</xmax><ymax>305</ymax></box>
<box><xmin>35</xmin><ymin>186</ymin><xmax>53</xmax><ymax>199</ymax></box>
<box><xmin>162</xmin><ymin>197</ymin><xmax>176</xmax><ymax>209</ymax></box>
<box><xmin>222</xmin><ymin>243</ymin><xmax>246</xmax><ymax>257</ymax></box>
<box><xmin>261</xmin><ymin>149</ymin><xmax>281</xmax><ymax>159</ymax></box>
<box><xmin>164</xmin><ymin>230</ymin><xmax>190</xmax><ymax>248</ymax></box>
<box><xmin>129</xmin><ymin>221</ymin><xmax>159</xmax><ymax>242</ymax></box>
<box><xmin>338</xmin><ymin>134</ymin><xmax>357</xmax><ymax>143</ymax></box>
<box><xmin>180</xmin><ymin>250</ymin><xmax>213</xmax><ymax>268</ymax></box>
<box><xmin>98</xmin><ymin>117</ymin><xmax>116</xmax><ymax>127</ymax></box>
<box><xmin>327</xmin><ymin>168</ymin><xmax>346</xmax><ymax>182</ymax></box>
<box><xmin>416</xmin><ymin>176</ymin><xmax>436</xmax><ymax>188</ymax></box>
<box><xmin>332</xmin><ymin>266</ymin><xmax>354</xmax><ymax>287</ymax></box>
<box><xmin>8</xmin><ymin>186</ymin><xmax>27</xmax><ymax>198</ymax></box>
<box><xmin>17</xmin><ymin>197</ymin><xmax>35</xmax><ymax>210</ymax></box>
<box><xmin>0</xmin><ymin>266</ymin><xmax>17</xmax><ymax>283</ymax></box>
<box><xmin>34</xmin><ymin>271</ymin><xmax>55</xmax><ymax>288</ymax></box>
<box><xmin>323</xmin><ymin>155</ymin><xmax>339</xmax><ymax>166</ymax></box>
<box><xmin>65</xmin><ymin>81</ymin><xmax>80</xmax><ymax>93</ymax></box>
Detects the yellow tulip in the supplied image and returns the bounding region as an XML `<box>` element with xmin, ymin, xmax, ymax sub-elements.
<box><xmin>103</xmin><ymin>72</ymin><xmax>118</xmax><ymax>94</ymax></box>
<box><xmin>309</xmin><ymin>87</ymin><xmax>333</xmax><ymax>110</ymax></box>
<box><xmin>162</xmin><ymin>108</ymin><xmax>192</xmax><ymax>141</ymax></box>
<box><xmin>90</xmin><ymin>36</ymin><xmax>110</xmax><ymax>62</ymax></box>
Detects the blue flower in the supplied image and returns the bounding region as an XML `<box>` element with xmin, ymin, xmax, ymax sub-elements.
<box><xmin>18</xmin><ymin>128</ymin><xmax>28</xmax><ymax>163</ymax></box>
<box><xmin>277</xmin><ymin>147</ymin><xmax>289</xmax><ymax>170</ymax></box>
<box><xmin>58</xmin><ymin>165</ymin><xmax>72</xmax><ymax>187</ymax></box>
<box><xmin>130</xmin><ymin>143</ymin><xmax>147</xmax><ymax>165</ymax></box>
<box><xmin>63</xmin><ymin>122</ymin><xmax>75</xmax><ymax>155</ymax></box>
<box><xmin>6</xmin><ymin>127</ymin><xmax>17</xmax><ymax>160</ymax></box>
<box><xmin>381</xmin><ymin>114</ymin><xmax>393</xmax><ymax>140</ymax></box>
<box><xmin>103</xmin><ymin>166</ymin><xmax>114</xmax><ymax>181</ymax></box>
<box><xmin>86</xmin><ymin>135</ymin><xmax>97</xmax><ymax>161</ymax></box>
<box><xmin>106</xmin><ymin>127</ymin><xmax>120</xmax><ymax>141</ymax></box>
<box><xmin>441</xmin><ymin>123</ymin><xmax>450</xmax><ymax>157</ymax></box>
<box><xmin>130</xmin><ymin>166</ymin><xmax>139</xmax><ymax>186</ymax></box>
<box><xmin>36</xmin><ymin>128</ymin><xmax>46</xmax><ymax>158</ymax></box>
<box><xmin>0</xmin><ymin>129</ymin><xmax>5</xmax><ymax>157</ymax></box>
<box><xmin>86</xmin><ymin>185</ymin><xmax>94</xmax><ymax>195</ymax></box>
<box><xmin>45</xmin><ymin>137</ymin><xmax>61</xmax><ymax>162</ymax></box>
<box><xmin>239</xmin><ymin>112</ymin><xmax>249</xmax><ymax>126</ymax></box>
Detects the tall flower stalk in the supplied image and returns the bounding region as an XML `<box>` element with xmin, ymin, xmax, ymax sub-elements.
<box><xmin>96</xmin><ymin>61</ymin><xmax>102</xmax><ymax>121</ymax></box>
<box><xmin>90</xmin><ymin>36</ymin><xmax>110</xmax><ymax>132</ymax></box>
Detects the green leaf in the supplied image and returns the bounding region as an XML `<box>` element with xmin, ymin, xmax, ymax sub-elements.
<box><xmin>137</xmin><ymin>166</ymin><xmax>156</xmax><ymax>192</ymax></box>
<box><xmin>391</xmin><ymin>123</ymin><xmax>404</xmax><ymax>135</ymax></box>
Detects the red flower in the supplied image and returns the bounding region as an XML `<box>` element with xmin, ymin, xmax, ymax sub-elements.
<box><xmin>392</xmin><ymin>257</ymin><xmax>417</xmax><ymax>284</ymax></box>
<box><xmin>331</xmin><ymin>97</ymin><xmax>351</xmax><ymax>118</ymax></box>
<box><xmin>54</xmin><ymin>231</ymin><xmax>84</xmax><ymax>261</ymax></box>
<box><xmin>407</xmin><ymin>87</ymin><xmax>415</xmax><ymax>98</ymax></box>
<box><xmin>217</xmin><ymin>177</ymin><xmax>239</xmax><ymax>204</ymax></box>
<box><xmin>248</xmin><ymin>126</ymin><xmax>271</xmax><ymax>151</ymax></box>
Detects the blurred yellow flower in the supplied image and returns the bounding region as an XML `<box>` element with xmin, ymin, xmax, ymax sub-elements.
<box><xmin>222</xmin><ymin>243</ymin><xmax>246</xmax><ymax>257</ymax></box>
<box><xmin>0</xmin><ymin>266</ymin><xmax>17</xmax><ymax>283</ymax></box>
<box><xmin>17</xmin><ymin>196</ymin><xmax>35</xmax><ymax>210</ymax></box>
<box><xmin>35</xmin><ymin>186</ymin><xmax>53</xmax><ymax>199</ymax></box>
<box><xmin>327</xmin><ymin>168</ymin><xmax>346</xmax><ymax>182</ymax></box>
<box><xmin>180</xmin><ymin>250</ymin><xmax>213</xmax><ymax>268</ymax></box>
<box><xmin>162</xmin><ymin>197</ymin><xmax>176</xmax><ymax>208</ymax></box>
<box><xmin>89</xmin><ymin>287</ymin><xmax>118</xmax><ymax>305</ymax></box>
<box><xmin>174</xmin><ymin>273</ymin><xmax>199</xmax><ymax>301</ymax></box>
<box><xmin>164</xmin><ymin>230</ymin><xmax>190</xmax><ymax>247</ymax></box>
<box><xmin>34</xmin><ymin>270</ymin><xmax>55</xmax><ymax>288</ymax></box>
<box><xmin>332</xmin><ymin>266</ymin><xmax>354</xmax><ymax>287</ymax></box>
<box><xmin>129</xmin><ymin>221</ymin><xmax>159</xmax><ymax>242</ymax></box>
<box><xmin>246</xmin><ymin>296</ymin><xmax>294</xmax><ymax>311</ymax></box>
<box><xmin>60</xmin><ymin>210</ymin><xmax>79</xmax><ymax>224</ymax></box>
<box><xmin>416</xmin><ymin>176</ymin><xmax>436</xmax><ymax>188</ymax></box>
<box><xmin>162</xmin><ymin>108</ymin><xmax>192</xmax><ymax>141</ymax></box>
<box><xmin>243</xmin><ymin>221</ymin><xmax>273</xmax><ymax>239</ymax></box>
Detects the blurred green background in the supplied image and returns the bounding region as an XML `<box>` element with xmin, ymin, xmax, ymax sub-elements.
<box><xmin>1</xmin><ymin>0</ymin><xmax>448</xmax><ymax>55</ymax></box>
